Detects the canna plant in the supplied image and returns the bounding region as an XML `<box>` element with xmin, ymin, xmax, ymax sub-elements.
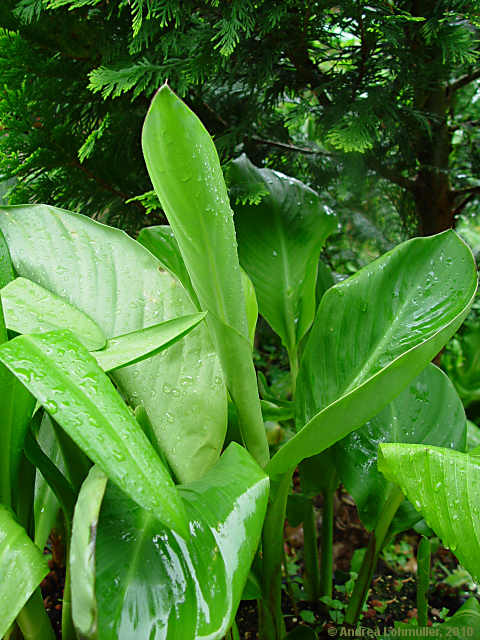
<box><xmin>0</xmin><ymin>84</ymin><xmax>477</xmax><ymax>640</ymax></box>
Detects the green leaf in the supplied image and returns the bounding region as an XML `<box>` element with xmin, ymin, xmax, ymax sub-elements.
<box><xmin>378</xmin><ymin>443</ymin><xmax>480</xmax><ymax>583</ymax></box>
<box><xmin>137</xmin><ymin>225</ymin><xmax>198</xmax><ymax>305</ymax></box>
<box><xmin>0</xmin><ymin>204</ymin><xmax>226</xmax><ymax>484</ymax></box>
<box><xmin>2</xmin><ymin>277</ymin><xmax>106</xmax><ymax>351</ymax></box>
<box><xmin>0</xmin><ymin>505</ymin><xmax>49</xmax><ymax>638</ymax></box>
<box><xmin>241</xmin><ymin>267</ymin><xmax>258</xmax><ymax>348</ymax></box>
<box><xmin>268</xmin><ymin>231</ymin><xmax>477</xmax><ymax>477</ymax></box>
<box><xmin>142</xmin><ymin>86</ymin><xmax>268</xmax><ymax>467</ymax></box>
<box><xmin>335</xmin><ymin>364</ymin><xmax>466</xmax><ymax>531</ymax></box>
<box><xmin>139</xmin><ymin>225</ymin><xmax>258</xmax><ymax>347</ymax></box>
<box><xmin>70</xmin><ymin>466</ymin><xmax>108</xmax><ymax>639</ymax></box>
<box><xmin>0</xmin><ymin>368</ymin><xmax>35</xmax><ymax>507</ymax></box>
<box><xmin>34</xmin><ymin>413</ymin><xmax>63</xmax><ymax>551</ymax></box>
<box><xmin>230</xmin><ymin>154</ymin><xmax>337</xmax><ymax>353</ymax></box>
<box><xmin>0</xmin><ymin>329</ymin><xmax>189</xmax><ymax>537</ymax></box>
<box><xmin>442</xmin><ymin>324</ymin><xmax>480</xmax><ymax>408</ymax></box>
<box><xmin>93</xmin><ymin>312</ymin><xmax>206</xmax><ymax>372</ymax></box>
<box><xmin>0</xmin><ymin>228</ymin><xmax>14</xmax><ymax>288</ymax></box>
<box><xmin>70</xmin><ymin>443</ymin><xmax>269</xmax><ymax>639</ymax></box>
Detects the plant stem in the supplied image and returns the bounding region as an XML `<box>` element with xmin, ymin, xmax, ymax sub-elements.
<box><xmin>16</xmin><ymin>589</ymin><xmax>55</xmax><ymax>640</ymax></box>
<box><xmin>320</xmin><ymin>485</ymin><xmax>335</xmax><ymax>599</ymax></box>
<box><xmin>302</xmin><ymin>498</ymin><xmax>320</xmax><ymax>601</ymax></box>
<box><xmin>259</xmin><ymin>472</ymin><xmax>292</xmax><ymax>640</ymax></box>
<box><xmin>288</xmin><ymin>346</ymin><xmax>299</xmax><ymax>397</ymax></box>
<box><xmin>344</xmin><ymin>486</ymin><xmax>404</xmax><ymax>626</ymax></box>
<box><xmin>417</xmin><ymin>536</ymin><xmax>431</xmax><ymax>627</ymax></box>
<box><xmin>61</xmin><ymin>558</ymin><xmax>76</xmax><ymax>640</ymax></box>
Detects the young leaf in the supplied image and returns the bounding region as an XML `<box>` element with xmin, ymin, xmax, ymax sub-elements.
<box><xmin>93</xmin><ymin>312</ymin><xmax>206</xmax><ymax>371</ymax></box>
<box><xmin>70</xmin><ymin>466</ymin><xmax>108</xmax><ymax>638</ymax></box>
<box><xmin>230</xmin><ymin>154</ymin><xmax>337</xmax><ymax>354</ymax></box>
<box><xmin>0</xmin><ymin>329</ymin><xmax>189</xmax><ymax>538</ymax></box>
<box><xmin>335</xmin><ymin>364</ymin><xmax>466</xmax><ymax>532</ymax></box>
<box><xmin>70</xmin><ymin>444</ymin><xmax>269</xmax><ymax>640</ymax></box>
<box><xmin>268</xmin><ymin>231</ymin><xmax>477</xmax><ymax>476</ymax></box>
<box><xmin>2</xmin><ymin>277</ymin><xmax>106</xmax><ymax>350</ymax></box>
<box><xmin>137</xmin><ymin>225</ymin><xmax>198</xmax><ymax>305</ymax></box>
<box><xmin>0</xmin><ymin>204</ymin><xmax>226</xmax><ymax>483</ymax></box>
<box><xmin>0</xmin><ymin>505</ymin><xmax>49</xmax><ymax>637</ymax></box>
<box><xmin>378</xmin><ymin>443</ymin><xmax>480</xmax><ymax>583</ymax></box>
<box><xmin>138</xmin><ymin>225</ymin><xmax>258</xmax><ymax>347</ymax></box>
<box><xmin>142</xmin><ymin>86</ymin><xmax>268</xmax><ymax>467</ymax></box>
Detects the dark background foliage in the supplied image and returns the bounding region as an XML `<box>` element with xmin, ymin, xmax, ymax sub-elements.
<box><xmin>1</xmin><ymin>0</ymin><xmax>479</xmax><ymax>241</ymax></box>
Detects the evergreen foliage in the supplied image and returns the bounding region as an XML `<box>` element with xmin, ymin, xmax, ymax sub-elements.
<box><xmin>0</xmin><ymin>1</ymin><xmax>479</xmax><ymax>234</ymax></box>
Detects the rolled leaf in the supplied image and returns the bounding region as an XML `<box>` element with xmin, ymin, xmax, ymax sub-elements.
<box><xmin>142</xmin><ymin>86</ymin><xmax>268</xmax><ymax>467</ymax></box>
<box><xmin>0</xmin><ymin>204</ymin><xmax>226</xmax><ymax>483</ymax></box>
<box><xmin>378</xmin><ymin>443</ymin><xmax>480</xmax><ymax>582</ymax></box>
<box><xmin>335</xmin><ymin>364</ymin><xmax>466</xmax><ymax>531</ymax></box>
<box><xmin>0</xmin><ymin>505</ymin><xmax>49</xmax><ymax>637</ymax></box>
<box><xmin>268</xmin><ymin>230</ymin><xmax>477</xmax><ymax>476</ymax></box>
<box><xmin>70</xmin><ymin>466</ymin><xmax>108</xmax><ymax>638</ymax></box>
<box><xmin>70</xmin><ymin>443</ymin><xmax>269</xmax><ymax>639</ymax></box>
<box><xmin>2</xmin><ymin>277</ymin><xmax>106</xmax><ymax>350</ymax></box>
<box><xmin>93</xmin><ymin>312</ymin><xmax>206</xmax><ymax>372</ymax></box>
<box><xmin>230</xmin><ymin>154</ymin><xmax>337</xmax><ymax>353</ymax></box>
<box><xmin>0</xmin><ymin>329</ymin><xmax>188</xmax><ymax>537</ymax></box>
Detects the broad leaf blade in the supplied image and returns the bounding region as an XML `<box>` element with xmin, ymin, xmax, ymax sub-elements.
<box><xmin>0</xmin><ymin>505</ymin><xmax>49</xmax><ymax>637</ymax></box>
<box><xmin>230</xmin><ymin>154</ymin><xmax>337</xmax><ymax>351</ymax></box>
<box><xmin>93</xmin><ymin>312</ymin><xmax>206</xmax><ymax>372</ymax></box>
<box><xmin>142</xmin><ymin>86</ymin><xmax>268</xmax><ymax>467</ymax></box>
<box><xmin>71</xmin><ymin>443</ymin><xmax>269</xmax><ymax>640</ymax></box>
<box><xmin>0</xmin><ymin>204</ymin><xmax>227</xmax><ymax>483</ymax></box>
<box><xmin>0</xmin><ymin>329</ymin><xmax>188</xmax><ymax>537</ymax></box>
<box><xmin>378</xmin><ymin>443</ymin><xmax>480</xmax><ymax>582</ymax></box>
<box><xmin>268</xmin><ymin>231</ymin><xmax>477</xmax><ymax>476</ymax></box>
<box><xmin>335</xmin><ymin>364</ymin><xmax>466</xmax><ymax>531</ymax></box>
<box><xmin>2</xmin><ymin>277</ymin><xmax>106</xmax><ymax>350</ymax></box>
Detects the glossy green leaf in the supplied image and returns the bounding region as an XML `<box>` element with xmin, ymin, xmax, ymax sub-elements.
<box><xmin>0</xmin><ymin>228</ymin><xmax>14</xmax><ymax>288</ymax></box>
<box><xmin>139</xmin><ymin>225</ymin><xmax>258</xmax><ymax>348</ymax></box>
<box><xmin>442</xmin><ymin>324</ymin><xmax>480</xmax><ymax>408</ymax></box>
<box><xmin>230</xmin><ymin>154</ymin><xmax>337</xmax><ymax>353</ymax></box>
<box><xmin>335</xmin><ymin>364</ymin><xmax>466</xmax><ymax>531</ymax></box>
<box><xmin>71</xmin><ymin>443</ymin><xmax>269</xmax><ymax>639</ymax></box>
<box><xmin>378</xmin><ymin>443</ymin><xmax>480</xmax><ymax>582</ymax></box>
<box><xmin>0</xmin><ymin>505</ymin><xmax>49</xmax><ymax>637</ymax></box>
<box><xmin>0</xmin><ymin>369</ymin><xmax>35</xmax><ymax>507</ymax></box>
<box><xmin>0</xmin><ymin>204</ymin><xmax>227</xmax><ymax>483</ymax></box>
<box><xmin>0</xmin><ymin>329</ymin><xmax>188</xmax><ymax>537</ymax></box>
<box><xmin>268</xmin><ymin>231</ymin><xmax>477</xmax><ymax>477</ymax></box>
<box><xmin>93</xmin><ymin>312</ymin><xmax>206</xmax><ymax>372</ymax></box>
<box><xmin>70</xmin><ymin>466</ymin><xmax>108</xmax><ymax>638</ymax></box>
<box><xmin>467</xmin><ymin>420</ymin><xmax>480</xmax><ymax>451</ymax></box>
<box><xmin>34</xmin><ymin>414</ymin><xmax>63</xmax><ymax>551</ymax></box>
<box><xmin>142</xmin><ymin>86</ymin><xmax>268</xmax><ymax>467</ymax></box>
<box><xmin>241</xmin><ymin>267</ymin><xmax>258</xmax><ymax>348</ymax></box>
<box><xmin>137</xmin><ymin>225</ymin><xmax>198</xmax><ymax>305</ymax></box>
<box><xmin>2</xmin><ymin>277</ymin><xmax>106</xmax><ymax>350</ymax></box>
